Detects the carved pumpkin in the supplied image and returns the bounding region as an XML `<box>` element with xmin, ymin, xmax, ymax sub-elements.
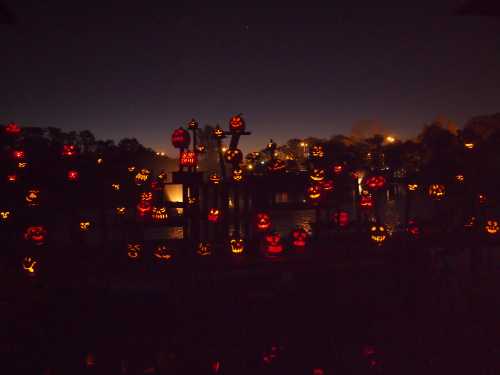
<box><xmin>135</xmin><ymin>169</ymin><xmax>150</xmax><ymax>186</ymax></box>
<box><xmin>359</xmin><ymin>195</ymin><xmax>374</xmax><ymax>209</ymax></box>
<box><xmin>332</xmin><ymin>211</ymin><xmax>349</xmax><ymax>228</ymax></box>
<box><xmin>267</xmin><ymin>159</ymin><xmax>286</xmax><ymax>172</ymax></box>
<box><xmin>128</xmin><ymin>166</ymin><xmax>136</xmax><ymax>172</ymax></box>
<box><xmin>310</xmin><ymin>145</ymin><xmax>324</xmax><ymax>158</ymax></box>
<box><xmin>24</xmin><ymin>226</ymin><xmax>47</xmax><ymax>246</ymax></box>
<box><xmin>230</xmin><ymin>234</ymin><xmax>244</xmax><ymax>254</ymax></box>
<box><xmin>197</xmin><ymin>242</ymin><xmax>212</xmax><ymax>256</ymax></box>
<box><xmin>111</xmin><ymin>183</ymin><xmax>120</xmax><ymax>191</ymax></box>
<box><xmin>212</xmin><ymin>125</ymin><xmax>225</xmax><ymax>139</ymax></box>
<box><xmin>151</xmin><ymin>206</ymin><xmax>168</xmax><ymax>221</ymax></box>
<box><xmin>307</xmin><ymin>185</ymin><xmax>321</xmax><ymax>201</ymax></box>
<box><xmin>153</xmin><ymin>244</ymin><xmax>173</xmax><ymax>261</ymax></box>
<box><xmin>256</xmin><ymin>212</ymin><xmax>271</xmax><ymax>232</ymax></box>
<box><xmin>264</xmin><ymin>232</ymin><xmax>283</xmax><ymax>255</ymax></box>
<box><xmin>208</xmin><ymin>208</ymin><xmax>220</xmax><ymax>223</ymax></box>
<box><xmin>364</xmin><ymin>175</ymin><xmax>386</xmax><ymax>190</ymax></box>
<box><xmin>13</xmin><ymin>150</ymin><xmax>25</xmax><ymax>159</ymax></box>
<box><xmin>196</xmin><ymin>144</ymin><xmax>206</xmax><ymax>153</ymax></box>
<box><xmin>25</xmin><ymin>189</ymin><xmax>40</xmax><ymax>207</ymax></box>
<box><xmin>455</xmin><ymin>174</ymin><xmax>464</xmax><ymax>183</ymax></box>
<box><xmin>291</xmin><ymin>227</ymin><xmax>308</xmax><ymax>247</ymax></box>
<box><xmin>67</xmin><ymin>170</ymin><xmax>79</xmax><ymax>181</ymax></box>
<box><xmin>171</xmin><ymin>127</ymin><xmax>190</xmax><ymax>148</ymax></box>
<box><xmin>370</xmin><ymin>225</ymin><xmax>387</xmax><ymax>245</ymax></box>
<box><xmin>319</xmin><ymin>179</ymin><xmax>334</xmax><ymax>192</ymax></box>
<box><xmin>407</xmin><ymin>183</ymin><xmax>418</xmax><ymax>191</ymax></box>
<box><xmin>229</xmin><ymin>114</ymin><xmax>245</xmax><ymax>133</ymax></box>
<box><xmin>127</xmin><ymin>243</ymin><xmax>142</xmax><ymax>259</ymax></box>
<box><xmin>0</xmin><ymin>211</ymin><xmax>10</xmax><ymax>221</ymax></box>
<box><xmin>7</xmin><ymin>174</ymin><xmax>17</xmax><ymax>183</ymax></box>
<box><xmin>310</xmin><ymin>169</ymin><xmax>325</xmax><ymax>182</ymax></box>
<box><xmin>232</xmin><ymin>168</ymin><xmax>243</xmax><ymax>182</ymax></box>
<box><xmin>485</xmin><ymin>220</ymin><xmax>499</xmax><ymax>235</ymax></box>
<box><xmin>137</xmin><ymin>200</ymin><xmax>152</xmax><ymax>216</ymax></box>
<box><xmin>79</xmin><ymin>221</ymin><xmax>91</xmax><ymax>231</ymax></box>
<box><xmin>428</xmin><ymin>184</ymin><xmax>445</xmax><ymax>200</ymax></box>
<box><xmin>5</xmin><ymin>122</ymin><xmax>21</xmax><ymax>134</ymax></box>
<box><xmin>478</xmin><ymin>193</ymin><xmax>487</xmax><ymax>205</ymax></box>
<box><xmin>180</xmin><ymin>150</ymin><xmax>197</xmax><ymax>167</ymax></box>
<box><xmin>22</xmin><ymin>256</ymin><xmax>37</xmax><ymax>275</ymax></box>
<box><xmin>62</xmin><ymin>144</ymin><xmax>78</xmax><ymax>157</ymax></box>
<box><xmin>333</xmin><ymin>164</ymin><xmax>343</xmax><ymax>174</ymax></box>
<box><xmin>116</xmin><ymin>206</ymin><xmax>126</xmax><ymax>215</ymax></box>
<box><xmin>209</xmin><ymin>173</ymin><xmax>221</xmax><ymax>184</ymax></box>
<box><xmin>406</xmin><ymin>219</ymin><xmax>420</xmax><ymax>238</ymax></box>
<box><xmin>96</xmin><ymin>158</ymin><xmax>103</xmax><ymax>164</ymax></box>
<box><xmin>224</xmin><ymin>148</ymin><xmax>243</xmax><ymax>164</ymax></box>
<box><xmin>17</xmin><ymin>162</ymin><xmax>28</xmax><ymax>169</ymax></box>
<box><xmin>464</xmin><ymin>142</ymin><xmax>474</xmax><ymax>149</ymax></box>
<box><xmin>187</xmin><ymin>118</ymin><xmax>199</xmax><ymax>130</ymax></box>
<box><xmin>140</xmin><ymin>192</ymin><xmax>153</xmax><ymax>201</ymax></box>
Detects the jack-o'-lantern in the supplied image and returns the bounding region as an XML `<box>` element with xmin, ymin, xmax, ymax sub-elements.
<box><xmin>267</xmin><ymin>139</ymin><xmax>277</xmax><ymax>150</ymax></box>
<box><xmin>180</xmin><ymin>150</ymin><xmax>197</xmax><ymax>167</ymax></box>
<box><xmin>135</xmin><ymin>169</ymin><xmax>150</xmax><ymax>186</ymax></box>
<box><xmin>359</xmin><ymin>195</ymin><xmax>373</xmax><ymax>209</ymax></box>
<box><xmin>111</xmin><ymin>183</ymin><xmax>120</xmax><ymax>191</ymax></box>
<box><xmin>332</xmin><ymin>211</ymin><xmax>349</xmax><ymax>228</ymax></box>
<box><xmin>140</xmin><ymin>192</ymin><xmax>153</xmax><ymax>201</ymax></box>
<box><xmin>209</xmin><ymin>173</ymin><xmax>221</xmax><ymax>185</ymax></box>
<box><xmin>230</xmin><ymin>234</ymin><xmax>244</xmax><ymax>254</ymax></box>
<box><xmin>24</xmin><ymin>226</ymin><xmax>47</xmax><ymax>246</ymax></box>
<box><xmin>224</xmin><ymin>148</ymin><xmax>243</xmax><ymax>164</ymax></box>
<box><xmin>464</xmin><ymin>142</ymin><xmax>474</xmax><ymax>149</ymax></box>
<box><xmin>171</xmin><ymin>127</ymin><xmax>191</xmax><ymax>148</ymax></box>
<box><xmin>256</xmin><ymin>212</ymin><xmax>271</xmax><ymax>231</ymax></box>
<box><xmin>229</xmin><ymin>113</ymin><xmax>245</xmax><ymax>133</ymax></box>
<box><xmin>464</xmin><ymin>216</ymin><xmax>476</xmax><ymax>229</ymax></box>
<box><xmin>22</xmin><ymin>256</ymin><xmax>37</xmax><ymax>275</ymax></box>
<box><xmin>267</xmin><ymin>159</ymin><xmax>286</xmax><ymax>172</ymax></box>
<box><xmin>152</xmin><ymin>206</ymin><xmax>168</xmax><ymax>221</ymax></box>
<box><xmin>208</xmin><ymin>208</ymin><xmax>220</xmax><ymax>223</ymax></box>
<box><xmin>137</xmin><ymin>200</ymin><xmax>152</xmax><ymax>216</ymax></box>
<box><xmin>370</xmin><ymin>225</ymin><xmax>387</xmax><ymax>245</ymax></box>
<box><xmin>153</xmin><ymin>244</ymin><xmax>173</xmax><ymax>261</ymax></box>
<box><xmin>79</xmin><ymin>221</ymin><xmax>91</xmax><ymax>231</ymax></box>
<box><xmin>25</xmin><ymin>189</ymin><xmax>40</xmax><ymax>206</ymax></box>
<box><xmin>197</xmin><ymin>242</ymin><xmax>212</xmax><ymax>256</ymax></box>
<box><xmin>13</xmin><ymin>150</ymin><xmax>25</xmax><ymax>159</ymax></box>
<box><xmin>196</xmin><ymin>144</ymin><xmax>206</xmax><ymax>153</ymax></box>
<box><xmin>307</xmin><ymin>185</ymin><xmax>321</xmax><ymax>201</ymax></box>
<box><xmin>406</xmin><ymin>219</ymin><xmax>420</xmax><ymax>238</ymax></box>
<box><xmin>310</xmin><ymin>168</ymin><xmax>325</xmax><ymax>182</ymax></box>
<box><xmin>478</xmin><ymin>193</ymin><xmax>487</xmax><ymax>205</ymax></box>
<box><xmin>187</xmin><ymin>118</ymin><xmax>199</xmax><ymax>130</ymax></box>
<box><xmin>485</xmin><ymin>220</ymin><xmax>499</xmax><ymax>235</ymax></box>
<box><xmin>455</xmin><ymin>174</ymin><xmax>464</xmax><ymax>183</ymax></box>
<box><xmin>212</xmin><ymin>125</ymin><xmax>225</xmax><ymax>139</ymax></box>
<box><xmin>17</xmin><ymin>162</ymin><xmax>28</xmax><ymax>169</ymax></box>
<box><xmin>62</xmin><ymin>144</ymin><xmax>78</xmax><ymax>157</ymax></box>
<box><xmin>127</xmin><ymin>243</ymin><xmax>142</xmax><ymax>259</ymax></box>
<box><xmin>188</xmin><ymin>196</ymin><xmax>197</xmax><ymax>205</ymax></box>
<box><xmin>428</xmin><ymin>184</ymin><xmax>445</xmax><ymax>200</ymax></box>
<box><xmin>116</xmin><ymin>206</ymin><xmax>126</xmax><ymax>215</ymax></box>
<box><xmin>97</xmin><ymin>158</ymin><xmax>103</xmax><ymax>164</ymax></box>
<box><xmin>407</xmin><ymin>183</ymin><xmax>418</xmax><ymax>191</ymax></box>
<box><xmin>310</xmin><ymin>145</ymin><xmax>324</xmax><ymax>158</ymax></box>
<box><xmin>364</xmin><ymin>175</ymin><xmax>386</xmax><ymax>190</ymax></box>
<box><xmin>67</xmin><ymin>170</ymin><xmax>79</xmax><ymax>181</ymax></box>
<box><xmin>264</xmin><ymin>232</ymin><xmax>283</xmax><ymax>255</ymax></box>
<box><xmin>333</xmin><ymin>164</ymin><xmax>343</xmax><ymax>174</ymax></box>
<box><xmin>128</xmin><ymin>166</ymin><xmax>136</xmax><ymax>172</ymax></box>
<box><xmin>5</xmin><ymin>122</ymin><xmax>21</xmax><ymax>134</ymax></box>
<box><xmin>0</xmin><ymin>211</ymin><xmax>10</xmax><ymax>221</ymax></box>
<box><xmin>232</xmin><ymin>168</ymin><xmax>243</xmax><ymax>182</ymax></box>
<box><xmin>7</xmin><ymin>174</ymin><xmax>17</xmax><ymax>182</ymax></box>
<box><xmin>291</xmin><ymin>227</ymin><xmax>308</xmax><ymax>247</ymax></box>
<box><xmin>319</xmin><ymin>179</ymin><xmax>334</xmax><ymax>192</ymax></box>
<box><xmin>157</xmin><ymin>170</ymin><xmax>167</xmax><ymax>181</ymax></box>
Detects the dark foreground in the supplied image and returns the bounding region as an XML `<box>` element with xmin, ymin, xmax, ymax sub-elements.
<box><xmin>3</xmin><ymin>245</ymin><xmax>500</xmax><ymax>374</ymax></box>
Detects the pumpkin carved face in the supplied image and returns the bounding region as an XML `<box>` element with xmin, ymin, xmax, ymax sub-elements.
<box><xmin>24</xmin><ymin>226</ymin><xmax>47</xmax><ymax>246</ymax></box>
<box><xmin>196</xmin><ymin>144</ymin><xmax>206</xmax><ymax>153</ymax></box>
<box><xmin>209</xmin><ymin>173</ymin><xmax>221</xmax><ymax>184</ymax></box>
<box><xmin>428</xmin><ymin>184</ymin><xmax>445</xmax><ymax>200</ymax></box>
<box><xmin>310</xmin><ymin>169</ymin><xmax>325</xmax><ymax>182</ymax></box>
<box><xmin>291</xmin><ymin>227</ymin><xmax>308</xmax><ymax>247</ymax></box>
<box><xmin>332</xmin><ymin>211</ymin><xmax>349</xmax><ymax>228</ymax></box>
<box><xmin>17</xmin><ymin>162</ymin><xmax>28</xmax><ymax>169</ymax></box>
<box><xmin>153</xmin><ymin>244</ymin><xmax>173</xmax><ymax>261</ymax></box>
<box><xmin>79</xmin><ymin>221</ymin><xmax>91</xmax><ymax>231</ymax></box>
<box><xmin>137</xmin><ymin>200</ymin><xmax>152</xmax><ymax>216</ymax></box>
<box><xmin>307</xmin><ymin>185</ymin><xmax>321</xmax><ymax>201</ymax></box>
<box><xmin>359</xmin><ymin>195</ymin><xmax>373</xmax><ymax>209</ymax></box>
<box><xmin>319</xmin><ymin>179</ymin><xmax>334</xmax><ymax>192</ymax></box>
<box><xmin>25</xmin><ymin>189</ymin><xmax>40</xmax><ymax>206</ymax></box>
<box><xmin>13</xmin><ymin>150</ymin><xmax>25</xmax><ymax>159</ymax></box>
<box><xmin>256</xmin><ymin>212</ymin><xmax>271</xmax><ymax>232</ymax></box>
<box><xmin>229</xmin><ymin>114</ymin><xmax>245</xmax><ymax>132</ymax></box>
<box><xmin>267</xmin><ymin>159</ymin><xmax>286</xmax><ymax>172</ymax></box>
<box><xmin>128</xmin><ymin>166</ymin><xmax>136</xmax><ymax>172</ymax></box>
<box><xmin>180</xmin><ymin>150</ymin><xmax>197</xmax><ymax>167</ymax></box>
<box><xmin>208</xmin><ymin>208</ymin><xmax>220</xmax><ymax>223</ymax></box>
<box><xmin>135</xmin><ymin>169</ymin><xmax>150</xmax><ymax>186</ymax></box>
<box><xmin>230</xmin><ymin>235</ymin><xmax>244</xmax><ymax>254</ymax></box>
<box><xmin>310</xmin><ymin>145</ymin><xmax>324</xmax><ymax>158</ymax></box>
<box><xmin>333</xmin><ymin>164</ymin><xmax>343</xmax><ymax>174</ymax></box>
<box><xmin>116</xmin><ymin>206</ymin><xmax>126</xmax><ymax>215</ymax></box>
<box><xmin>464</xmin><ymin>142</ymin><xmax>474</xmax><ymax>149</ymax></box>
<box><xmin>0</xmin><ymin>211</ymin><xmax>10</xmax><ymax>221</ymax></box>
<box><xmin>364</xmin><ymin>175</ymin><xmax>386</xmax><ymax>190</ymax></box>
<box><xmin>127</xmin><ymin>243</ymin><xmax>142</xmax><ymax>259</ymax></box>
<box><xmin>62</xmin><ymin>144</ymin><xmax>77</xmax><ymax>157</ymax></box>
<box><xmin>171</xmin><ymin>127</ymin><xmax>191</xmax><ymax>148</ymax></box>
<box><xmin>111</xmin><ymin>183</ymin><xmax>120</xmax><ymax>191</ymax></box>
<box><xmin>224</xmin><ymin>148</ymin><xmax>243</xmax><ymax>164</ymax></box>
<box><xmin>140</xmin><ymin>192</ymin><xmax>153</xmax><ymax>201</ymax></box>
<box><xmin>197</xmin><ymin>242</ymin><xmax>212</xmax><ymax>256</ymax></box>
<box><xmin>370</xmin><ymin>225</ymin><xmax>387</xmax><ymax>245</ymax></box>
<box><xmin>187</xmin><ymin>118</ymin><xmax>199</xmax><ymax>130</ymax></box>
<box><xmin>455</xmin><ymin>174</ymin><xmax>464</xmax><ymax>183</ymax></box>
<box><xmin>485</xmin><ymin>220</ymin><xmax>499</xmax><ymax>235</ymax></box>
<box><xmin>22</xmin><ymin>256</ymin><xmax>37</xmax><ymax>275</ymax></box>
<box><xmin>407</xmin><ymin>183</ymin><xmax>418</xmax><ymax>191</ymax></box>
<box><xmin>152</xmin><ymin>206</ymin><xmax>168</xmax><ymax>221</ymax></box>
<box><xmin>5</xmin><ymin>122</ymin><xmax>21</xmax><ymax>134</ymax></box>
<box><xmin>67</xmin><ymin>170</ymin><xmax>79</xmax><ymax>181</ymax></box>
<box><xmin>212</xmin><ymin>125</ymin><xmax>225</xmax><ymax>139</ymax></box>
<box><xmin>232</xmin><ymin>168</ymin><xmax>243</xmax><ymax>182</ymax></box>
<box><xmin>265</xmin><ymin>232</ymin><xmax>283</xmax><ymax>255</ymax></box>
<box><xmin>7</xmin><ymin>174</ymin><xmax>17</xmax><ymax>183</ymax></box>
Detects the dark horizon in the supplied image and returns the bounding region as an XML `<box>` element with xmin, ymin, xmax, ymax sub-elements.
<box><xmin>1</xmin><ymin>1</ymin><xmax>499</xmax><ymax>156</ymax></box>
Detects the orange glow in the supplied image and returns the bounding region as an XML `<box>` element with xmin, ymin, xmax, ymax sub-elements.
<box><xmin>478</xmin><ymin>193</ymin><xmax>487</xmax><ymax>204</ymax></box>
<box><xmin>128</xmin><ymin>165</ymin><xmax>136</xmax><ymax>172</ymax></box>
<box><xmin>428</xmin><ymin>184</ymin><xmax>445</xmax><ymax>200</ymax></box>
<box><xmin>229</xmin><ymin>113</ymin><xmax>245</xmax><ymax>132</ymax></box>
<box><xmin>485</xmin><ymin>220</ymin><xmax>499</xmax><ymax>235</ymax></box>
<box><xmin>232</xmin><ymin>168</ymin><xmax>243</xmax><ymax>182</ymax></box>
<box><xmin>153</xmin><ymin>245</ymin><xmax>173</xmax><ymax>261</ymax></box>
<box><xmin>180</xmin><ymin>150</ymin><xmax>197</xmax><ymax>167</ymax></box>
<box><xmin>0</xmin><ymin>211</ymin><xmax>11</xmax><ymax>221</ymax></box>
<box><xmin>464</xmin><ymin>142</ymin><xmax>475</xmax><ymax>149</ymax></box>
<box><xmin>116</xmin><ymin>206</ymin><xmax>126</xmax><ymax>215</ymax></box>
<box><xmin>455</xmin><ymin>174</ymin><xmax>464</xmax><ymax>183</ymax></box>
<box><xmin>79</xmin><ymin>221</ymin><xmax>91</xmax><ymax>231</ymax></box>
<box><xmin>230</xmin><ymin>237</ymin><xmax>244</xmax><ymax>254</ymax></box>
<box><xmin>209</xmin><ymin>173</ymin><xmax>221</xmax><ymax>184</ymax></box>
<box><xmin>256</xmin><ymin>212</ymin><xmax>271</xmax><ymax>231</ymax></box>
<box><xmin>140</xmin><ymin>191</ymin><xmax>153</xmax><ymax>201</ymax></box>
<box><xmin>208</xmin><ymin>208</ymin><xmax>220</xmax><ymax>223</ymax></box>
<box><xmin>67</xmin><ymin>170</ymin><xmax>79</xmax><ymax>181</ymax></box>
<box><xmin>265</xmin><ymin>232</ymin><xmax>283</xmax><ymax>255</ymax></box>
<box><xmin>370</xmin><ymin>225</ymin><xmax>387</xmax><ymax>245</ymax></box>
<box><xmin>407</xmin><ymin>183</ymin><xmax>418</xmax><ymax>191</ymax></box>
<box><xmin>24</xmin><ymin>226</ymin><xmax>47</xmax><ymax>246</ymax></box>
<box><xmin>25</xmin><ymin>189</ymin><xmax>40</xmax><ymax>206</ymax></box>
<box><xmin>127</xmin><ymin>243</ymin><xmax>142</xmax><ymax>259</ymax></box>
<box><xmin>111</xmin><ymin>183</ymin><xmax>120</xmax><ymax>191</ymax></box>
<box><xmin>307</xmin><ymin>185</ymin><xmax>321</xmax><ymax>201</ymax></box>
<box><xmin>22</xmin><ymin>256</ymin><xmax>37</xmax><ymax>274</ymax></box>
<box><xmin>151</xmin><ymin>206</ymin><xmax>168</xmax><ymax>221</ymax></box>
<box><xmin>309</xmin><ymin>168</ymin><xmax>325</xmax><ymax>182</ymax></box>
<box><xmin>17</xmin><ymin>162</ymin><xmax>28</xmax><ymax>169</ymax></box>
<box><xmin>5</xmin><ymin>122</ymin><xmax>21</xmax><ymax>134</ymax></box>
<box><xmin>310</xmin><ymin>145</ymin><xmax>324</xmax><ymax>158</ymax></box>
<box><xmin>7</xmin><ymin>174</ymin><xmax>17</xmax><ymax>182</ymax></box>
<box><xmin>13</xmin><ymin>150</ymin><xmax>25</xmax><ymax>159</ymax></box>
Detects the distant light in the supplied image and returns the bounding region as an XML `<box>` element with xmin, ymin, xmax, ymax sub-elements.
<box><xmin>260</xmin><ymin>161</ymin><xmax>265</xmax><ymax>165</ymax></box>
<box><xmin>221</xmin><ymin>146</ymin><xmax>228</xmax><ymax>152</ymax></box>
<box><xmin>386</xmin><ymin>136</ymin><xmax>395</xmax><ymax>143</ymax></box>
<box><xmin>247</xmin><ymin>164</ymin><xmax>253</xmax><ymax>170</ymax></box>
<box><xmin>464</xmin><ymin>143</ymin><xmax>474</xmax><ymax>149</ymax></box>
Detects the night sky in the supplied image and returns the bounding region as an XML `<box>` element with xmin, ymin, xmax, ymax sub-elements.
<box><xmin>1</xmin><ymin>1</ymin><xmax>499</xmax><ymax>156</ymax></box>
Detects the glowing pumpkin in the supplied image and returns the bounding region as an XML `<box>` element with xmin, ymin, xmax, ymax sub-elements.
<box><xmin>25</xmin><ymin>189</ymin><xmax>40</xmax><ymax>207</ymax></box>
<box><xmin>224</xmin><ymin>148</ymin><xmax>243</xmax><ymax>164</ymax></box>
<box><xmin>406</xmin><ymin>219</ymin><xmax>420</xmax><ymax>238</ymax></box>
<box><xmin>151</xmin><ymin>206</ymin><xmax>168</xmax><ymax>221</ymax></box>
<box><xmin>232</xmin><ymin>168</ymin><xmax>243</xmax><ymax>182</ymax></box>
<box><xmin>485</xmin><ymin>220</ymin><xmax>499</xmax><ymax>235</ymax></box>
<box><xmin>135</xmin><ymin>169</ymin><xmax>150</xmax><ymax>186</ymax></box>
<box><xmin>267</xmin><ymin>159</ymin><xmax>286</xmax><ymax>172</ymax></box>
<box><xmin>187</xmin><ymin>118</ymin><xmax>199</xmax><ymax>130</ymax></box>
<box><xmin>62</xmin><ymin>144</ymin><xmax>78</xmax><ymax>157</ymax></box>
<box><xmin>291</xmin><ymin>227</ymin><xmax>308</xmax><ymax>247</ymax></box>
<box><xmin>180</xmin><ymin>150</ymin><xmax>197</xmax><ymax>167</ymax></box>
<box><xmin>307</xmin><ymin>185</ymin><xmax>321</xmax><ymax>201</ymax></box>
<box><xmin>364</xmin><ymin>175</ymin><xmax>386</xmax><ymax>190</ymax></box>
<box><xmin>96</xmin><ymin>158</ymin><xmax>103</xmax><ymax>164</ymax></box>
<box><xmin>0</xmin><ymin>211</ymin><xmax>10</xmax><ymax>221</ymax></box>
<box><xmin>22</xmin><ymin>256</ymin><xmax>37</xmax><ymax>275</ymax></box>
<box><xmin>196</xmin><ymin>144</ymin><xmax>206</xmax><ymax>153</ymax></box>
<box><xmin>197</xmin><ymin>242</ymin><xmax>212</xmax><ymax>256</ymax></box>
<box><xmin>359</xmin><ymin>195</ymin><xmax>374</xmax><ymax>209</ymax></box>
<box><xmin>310</xmin><ymin>145</ymin><xmax>324</xmax><ymax>158</ymax></box>
<box><xmin>24</xmin><ymin>226</ymin><xmax>47</xmax><ymax>246</ymax></box>
<box><xmin>140</xmin><ymin>192</ymin><xmax>153</xmax><ymax>201</ymax></box>
<box><xmin>455</xmin><ymin>174</ymin><xmax>464</xmax><ymax>183</ymax></box>
<box><xmin>264</xmin><ymin>232</ymin><xmax>283</xmax><ymax>255</ymax></box>
<box><xmin>209</xmin><ymin>173</ymin><xmax>221</xmax><ymax>185</ymax></box>
<box><xmin>212</xmin><ymin>125</ymin><xmax>225</xmax><ymax>139</ymax></box>
<box><xmin>67</xmin><ymin>170</ymin><xmax>79</xmax><ymax>181</ymax></box>
<box><xmin>478</xmin><ymin>193</ymin><xmax>487</xmax><ymax>205</ymax></box>
<box><xmin>332</xmin><ymin>210</ymin><xmax>349</xmax><ymax>228</ymax></box>
<box><xmin>116</xmin><ymin>206</ymin><xmax>126</xmax><ymax>215</ymax></box>
<box><xmin>13</xmin><ymin>150</ymin><xmax>25</xmax><ymax>159</ymax></box>
<box><xmin>7</xmin><ymin>174</ymin><xmax>17</xmax><ymax>183</ymax></box>
<box><xmin>310</xmin><ymin>169</ymin><xmax>325</xmax><ymax>182</ymax></box>
<box><xmin>428</xmin><ymin>184</ymin><xmax>445</xmax><ymax>200</ymax></box>
<box><xmin>230</xmin><ymin>235</ymin><xmax>244</xmax><ymax>254</ymax></box>
<box><xmin>5</xmin><ymin>122</ymin><xmax>21</xmax><ymax>134</ymax></box>
<box><xmin>137</xmin><ymin>200</ymin><xmax>152</xmax><ymax>216</ymax></box>
<box><xmin>128</xmin><ymin>166</ymin><xmax>136</xmax><ymax>172</ymax></box>
<box><xmin>127</xmin><ymin>243</ymin><xmax>142</xmax><ymax>259</ymax></box>
<box><xmin>319</xmin><ymin>179</ymin><xmax>334</xmax><ymax>192</ymax></box>
<box><xmin>79</xmin><ymin>221</ymin><xmax>91</xmax><ymax>231</ymax></box>
<box><xmin>208</xmin><ymin>208</ymin><xmax>220</xmax><ymax>223</ymax></box>
<box><xmin>256</xmin><ymin>212</ymin><xmax>271</xmax><ymax>232</ymax></box>
<box><xmin>229</xmin><ymin>114</ymin><xmax>245</xmax><ymax>133</ymax></box>
<box><xmin>171</xmin><ymin>127</ymin><xmax>191</xmax><ymax>148</ymax></box>
<box><xmin>370</xmin><ymin>225</ymin><xmax>387</xmax><ymax>245</ymax></box>
<box><xmin>111</xmin><ymin>183</ymin><xmax>120</xmax><ymax>191</ymax></box>
<box><xmin>407</xmin><ymin>183</ymin><xmax>418</xmax><ymax>191</ymax></box>
<box><xmin>153</xmin><ymin>244</ymin><xmax>173</xmax><ymax>261</ymax></box>
<box><xmin>17</xmin><ymin>162</ymin><xmax>28</xmax><ymax>169</ymax></box>
<box><xmin>333</xmin><ymin>164</ymin><xmax>343</xmax><ymax>174</ymax></box>
<box><xmin>464</xmin><ymin>142</ymin><xmax>474</xmax><ymax>149</ymax></box>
